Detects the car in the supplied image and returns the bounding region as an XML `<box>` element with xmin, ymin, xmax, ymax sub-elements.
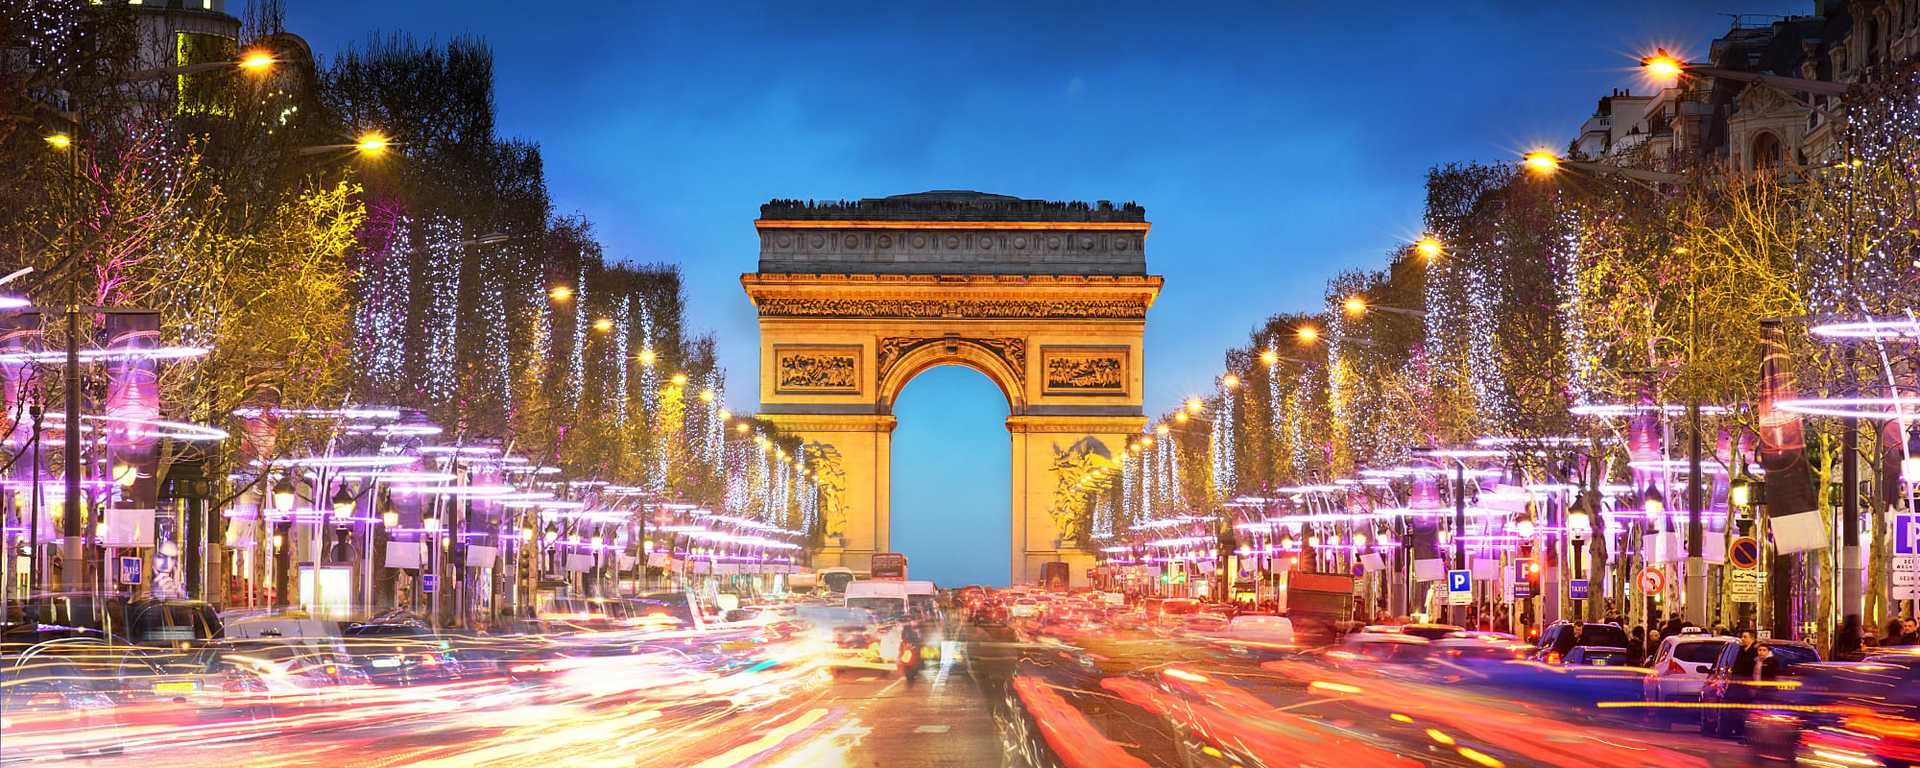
<box><xmin>795</xmin><ymin>605</ymin><xmax>896</xmax><ymax>672</ymax></box>
<box><xmin>1743</xmin><ymin>660</ymin><xmax>1920</xmax><ymax>762</ymax></box>
<box><xmin>1008</xmin><ymin>597</ymin><xmax>1042</xmax><ymax>619</ymax></box>
<box><xmin>1534</xmin><ymin>621</ymin><xmax>1630</xmax><ymax>662</ymax></box>
<box><xmin>1642</xmin><ymin>632</ymin><xmax>1734</xmax><ymax>716</ymax></box>
<box><xmin>1211</xmin><ymin>615</ymin><xmax>1297</xmax><ymax>660</ymax></box>
<box><xmin>1562</xmin><ymin>645</ymin><xmax>1631</xmax><ymax>666</ymax></box>
<box><xmin>1395</xmin><ymin>623</ymin><xmax>1465</xmax><ymax>641</ymax></box>
<box><xmin>204</xmin><ymin>637</ymin><xmax>370</xmax><ymax>716</ymax></box>
<box><xmin>0</xmin><ymin>638</ymin><xmax>214</xmax><ymax>757</ymax></box>
<box><xmin>1429</xmin><ymin>632</ymin><xmax>1531</xmax><ymax>664</ymax></box>
<box><xmin>339</xmin><ymin>622</ymin><xmax>464</xmax><ymax>686</ymax></box>
<box><xmin>1331</xmin><ymin>631</ymin><xmax>1431</xmax><ymax>665</ymax></box>
<box><xmin>1698</xmin><ymin>639</ymin><xmax>1821</xmax><ymax>738</ymax></box>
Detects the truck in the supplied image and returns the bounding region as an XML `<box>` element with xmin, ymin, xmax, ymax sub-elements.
<box><xmin>1281</xmin><ymin>571</ymin><xmax>1357</xmax><ymax>645</ymax></box>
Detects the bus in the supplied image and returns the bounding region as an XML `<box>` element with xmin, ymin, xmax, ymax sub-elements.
<box><xmin>871</xmin><ymin>552</ymin><xmax>908</xmax><ymax>581</ymax></box>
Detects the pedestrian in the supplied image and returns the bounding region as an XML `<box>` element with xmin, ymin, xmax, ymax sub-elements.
<box><xmin>1626</xmin><ymin>626</ymin><xmax>1646</xmax><ymax>665</ymax></box>
<box><xmin>1662</xmin><ymin>614</ymin><xmax>1685</xmax><ymax>639</ymax></box>
<box><xmin>1903</xmin><ymin>618</ymin><xmax>1920</xmax><ymax>646</ymax></box>
<box><xmin>1884</xmin><ymin>619</ymin><xmax>1906</xmax><ymax>646</ymax></box>
<box><xmin>1835</xmin><ymin>614</ymin><xmax>1863</xmax><ymax>659</ymax></box>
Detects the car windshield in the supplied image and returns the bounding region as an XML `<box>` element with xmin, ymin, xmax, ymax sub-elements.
<box><xmin>1766</xmin><ymin>644</ymin><xmax>1821</xmax><ymax>667</ymax></box>
<box><xmin>1574</xmin><ymin>625</ymin><xmax>1630</xmax><ymax>647</ymax></box>
<box><xmin>1673</xmin><ymin>641</ymin><xmax>1728</xmax><ymax>663</ymax></box>
<box><xmin>846</xmin><ymin>598</ymin><xmax>905</xmax><ymax>620</ymax></box>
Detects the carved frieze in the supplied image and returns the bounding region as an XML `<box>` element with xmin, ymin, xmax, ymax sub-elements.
<box><xmin>1040</xmin><ymin>346</ymin><xmax>1129</xmax><ymax>395</ymax></box>
<box><xmin>773</xmin><ymin>345</ymin><xmax>861</xmax><ymax>394</ymax></box>
<box><xmin>876</xmin><ymin>336</ymin><xmax>1026</xmax><ymax>385</ymax></box>
<box><xmin>754</xmin><ymin>298</ymin><xmax>1148</xmax><ymax>320</ymax></box>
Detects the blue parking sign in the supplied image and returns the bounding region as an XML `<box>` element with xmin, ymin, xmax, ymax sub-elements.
<box><xmin>1448</xmin><ymin>569</ymin><xmax>1471</xmax><ymax>593</ymax></box>
<box><xmin>1896</xmin><ymin>513</ymin><xmax>1920</xmax><ymax>556</ymax></box>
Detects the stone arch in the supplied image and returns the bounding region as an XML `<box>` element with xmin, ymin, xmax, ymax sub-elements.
<box><xmin>876</xmin><ymin>337</ymin><xmax>1026</xmax><ymax>415</ymax></box>
<box><xmin>744</xmin><ymin>191</ymin><xmax>1160</xmax><ymax>586</ymax></box>
<box><xmin>1751</xmin><ymin>131</ymin><xmax>1783</xmax><ymax>171</ymax></box>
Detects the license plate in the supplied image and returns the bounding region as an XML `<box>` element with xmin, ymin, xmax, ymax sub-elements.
<box><xmin>153</xmin><ymin>681</ymin><xmax>198</xmax><ymax>694</ymax></box>
<box><xmin>371</xmin><ymin>658</ymin><xmax>402</xmax><ymax>669</ymax></box>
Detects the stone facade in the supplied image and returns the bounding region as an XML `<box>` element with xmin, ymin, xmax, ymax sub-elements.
<box><xmin>755</xmin><ymin>191</ymin><xmax>1149</xmax><ymax>276</ymax></box>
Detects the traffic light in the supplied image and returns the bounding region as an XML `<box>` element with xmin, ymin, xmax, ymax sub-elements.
<box><xmin>1522</xmin><ymin>557</ymin><xmax>1541</xmax><ymax>595</ymax></box>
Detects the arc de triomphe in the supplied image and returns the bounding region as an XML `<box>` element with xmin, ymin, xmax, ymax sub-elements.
<box><xmin>742</xmin><ymin>191</ymin><xmax>1161</xmax><ymax>586</ymax></box>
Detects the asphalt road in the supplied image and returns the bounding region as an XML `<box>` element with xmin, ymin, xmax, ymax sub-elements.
<box><xmin>3</xmin><ymin>622</ymin><xmax>1780</xmax><ymax>768</ymax></box>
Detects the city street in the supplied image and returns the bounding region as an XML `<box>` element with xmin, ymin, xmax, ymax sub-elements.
<box><xmin>10</xmin><ymin>1</ymin><xmax>1920</xmax><ymax>765</ymax></box>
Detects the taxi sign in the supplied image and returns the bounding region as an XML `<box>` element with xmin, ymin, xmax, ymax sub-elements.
<box><xmin>1568</xmin><ymin>579</ymin><xmax>1590</xmax><ymax>600</ymax></box>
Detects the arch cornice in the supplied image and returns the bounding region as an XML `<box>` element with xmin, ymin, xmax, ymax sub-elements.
<box><xmin>876</xmin><ymin>336</ymin><xmax>1027</xmax><ymax>414</ymax></box>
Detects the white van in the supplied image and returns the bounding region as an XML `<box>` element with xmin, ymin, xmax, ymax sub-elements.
<box><xmin>845</xmin><ymin>580</ymin><xmax>910</xmax><ymax>622</ymax></box>
<box><xmin>903</xmin><ymin>580</ymin><xmax>938</xmax><ymax>620</ymax></box>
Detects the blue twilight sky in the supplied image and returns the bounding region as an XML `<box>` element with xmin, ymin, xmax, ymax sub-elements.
<box><xmin>289</xmin><ymin>1</ymin><xmax>1804</xmax><ymax>586</ymax></box>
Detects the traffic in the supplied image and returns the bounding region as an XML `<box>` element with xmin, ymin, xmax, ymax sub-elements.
<box><xmin>9</xmin><ymin>554</ymin><xmax>1920</xmax><ymax>768</ymax></box>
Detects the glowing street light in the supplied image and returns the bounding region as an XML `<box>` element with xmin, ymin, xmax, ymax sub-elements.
<box><xmin>548</xmin><ymin>286</ymin><xmax>574</xmax><ymax>301</ymax></box>
<box><xmin>1259</xmin><ymin>350</ymin><xmax>1280</xmax><ymax>366</ymax></box>
<box><xmin>44</xmin><ymin>133</ymin><xmax>72</xmax><ymax>149</ymax></box>
<box><xmin>1156</xmin><ymin>423</ymin><xmax>1172</xmax><ymax>436</ymax></box>
<box><xmin>698</xmin><ymin>388</ymin><xmax>717</xmax><ymax>403</ymax></box>
<box><xmin>637</xmin><ymin>349</ymin><xmax>656</xmax><ymax>364</ymax></box>
<box><xmin>670</xmin><ymin>372</ymin><xmax>689</xmax><ymax>386</ymax></box>
<box><xmin>354</xmin><ymin>132</ymin><xmax>390</xmax><ymax>154</ymax></box>
<box><xmin>1295</xmin><ymin>326</ymin><xmax>1320</xmax><ymax>344</ymax></box>
<box><xmin>238</xmin><ymin>49</ymin><xmax>278</xmax><ymax>73</ymax></box>
<box><xmin>1415</xmin><ymin>236</ymin><xmax>1444</xmax><ymax>260</ymax></box>
<box><xmin>1641</xmin><ymin>49</ymin><xmax>1685</xmax><ymax>81</ymax></box>
<box><xmin>1343</xmin><ymin>296</ymin><xmax>1368</xmax><ymax>315</ymax></box>
<box><xmin>1221</xmin><ymin>373</ymin><xmax>1240</xmax><ymax>389</ymax></box>
<box><xmin>1522</xmin><ymin>150</ymin><xmax>1562</xmax><ymax>174</ymax></box>
<box><xmin>1184</xmin><ymin>398</ymin><xmax>1204</xmax><ymax>414</ymax></box>
<box><xmin>591</xmin><ymin>318</ymin><xmax>615</xmax><ymax>333</ymax></box>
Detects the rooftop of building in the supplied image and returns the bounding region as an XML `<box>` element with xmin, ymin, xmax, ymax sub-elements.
<box><xmin>759</xmin><ymin>190</ymin><xmax>1147</xmax><ymax>223</ymax></box>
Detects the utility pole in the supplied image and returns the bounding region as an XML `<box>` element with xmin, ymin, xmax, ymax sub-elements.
<box><xmin>1453</xmin><ymin>461</ymin><xmax>1467</xmax><ymax>627</ymax></box>
<box><xmin>1686</xmin><ymin>401</ymin><xmax>1708</xmax><ymax>625</ymax></box>
<box><xmin>59</xmin><ymin>119</ymin><xmax>83</xmax><ymax>592</ymax></box>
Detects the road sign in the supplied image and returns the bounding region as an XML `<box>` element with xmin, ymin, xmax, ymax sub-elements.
<box><xmin>1729</xmin><ymin>537</ymin><xmax>1761</xmax><ymax>570</ymax></box>
<box><xmin>1637</xmin><ymin>567</ymin><xmax>1666</xmax><ymax>595</ymax></box>
<box><xmin>1729</xmin><ymin>569</ymin><xmax>1762</xmax><ymax>602</ymax></box>
<box><xmin>421</xmin><ymin>573</ymin><xmax>437</xmax><ymax>593</ymax></box>
<box><xmin>117</xmin><ymin>556</ymin><xmax>142</xmax><ymax>585</ymax></box>
<box><xmin>1568</xmin><ymin>579</ymin><xmax>1590</xmax><ymax>600</ymax></box>
<box><xmin>1896</xmin><ymin>556</ymin><xmax>1920</xmax><ymax>598</ymax></box>
<box><xmin>1447</xmin><ymin>569</ymin><xmax>1472</xmax><ymax>605</ymax></box>
<box><xmin>1512</xmin><ymin>579</ymin><xmax>1531</xmax><ymax>600</ymax></box>
<box><xmin>1895</xmin><ymin>514</ymin><xmax>1920</xmax><ymax>556</ymax></box>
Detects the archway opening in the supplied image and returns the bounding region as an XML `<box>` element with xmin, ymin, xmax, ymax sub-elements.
<box><xmin>889</xmin><ymin>365</ymin><xmax>1011</xmax><ymax>587</ymax></box>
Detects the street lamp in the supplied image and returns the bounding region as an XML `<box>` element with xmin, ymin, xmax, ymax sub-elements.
<box><xmin>591</xmin><ymin>318</ymin><xmax>615</xmax><ymax>333</ymax></box>
<box><xmin>272</xmin><ymin>477</ymin><xmax>297</xmax><ymax>512</ymax></box>
<box><xmin>548</xmin><ymin>286</ymin><xmax>574</xmax><ymax>301</ymax></box>
<box><xmin>1342</xmin><ymin>295</ymin><xmax>1428</xmax><ymax>320</ymax></box>
<box><xmin>1415</xmin><ymin>236</ymin><xmax>1444</xmax><ymax>260</ymax></box>
<box><xmin>1221</xmin><ymin>373</ymin><xmax>1240</xmax><ymax>389</ymax></box>
<box><xmin>1639</xmin><ymin>47</ymin><xmax>1847</xmax><ymax>98</ymax></box>
<box><xmin>331</xmin><ymin>483</ymin><xmax>355</xmax><ymax>516</ymax></box>
<box><xmin>1902</xmin><ymin>422</ymin><xmax>1920</xmax><ymax>485</ymax></box>
<box><xmin>1295</xmin><ymin>326</ymin><xmax>1320</xmax><ymax>344</ymax></box>
<box><xmin>1519</xmin><ymin>149</ymin><xmax>1688</xmax><ymax>189</ymax></box>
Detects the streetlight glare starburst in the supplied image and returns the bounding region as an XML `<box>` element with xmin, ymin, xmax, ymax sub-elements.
<box><xmin>1415</xmin><ymin>236</ymin><xmax>1443</xmax><ymax>260</ymax></box>
<box><xmin>1641</xmin><ymin>48</ymin><xmax>1684</xmax><ymax>81</ymax></box>
<box><xmin>1522</xmin><ymin>150</ymin><xmax>1561</xmax><ymax>174</ymax></box>
<box><xmin>1295</xmin><ymin>325</ymin><xmax>1320</xmax><ymax>344</ymax></box>
<box><xmin>44</xmin><ymin>133</ymin><xmax>72</xmax><ymax>149</ymax></box>
<box><xmin>1259</xmin><ymin>349</ymin><xmax>1280</xmax><ymax>366</ymax></box>
<box><xmin>548</xmin><ymin>285</ymin><xmax>574</xmax><ymax>301</ymax></box>
<box><xmin>1343</xmin><ymin>296</ymin><xmax>1367</xmax><ymax>315</ymax></box>
<box><xmin>238</xmin><ymin>50</ymin><xmax>277</xmax><ymax>72</ymax></box>
<box><xmin>355</xmin><ymin>132</ymin><xmax>390</xmax><ymax>153</ymax></box>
